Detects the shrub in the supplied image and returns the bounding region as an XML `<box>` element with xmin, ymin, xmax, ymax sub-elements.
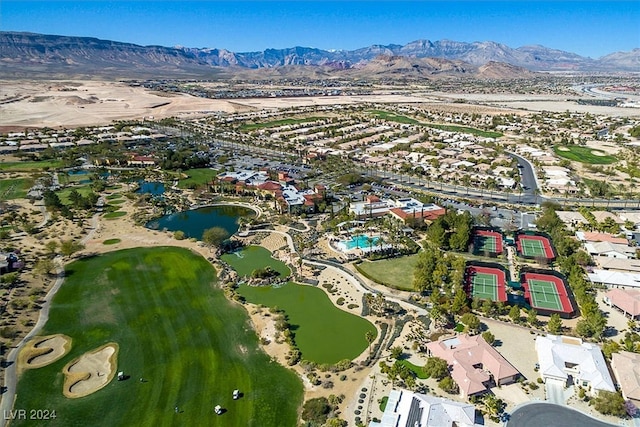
<box><xmin>336</xmin><ymin>297</ymin><xmax>345</xmax><ymax>306</ymax></box>
<box><xmin>302</xmin><ymin>397</ymin><xmax>331</xmax><ymax>424</ymax></box>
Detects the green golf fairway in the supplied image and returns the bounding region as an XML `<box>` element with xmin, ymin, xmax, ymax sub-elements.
<box><xmin>14</xmin><ymin>247</ymin><xmax>302</xmax><ymax>427</ymax></box>
<box><xmin>221</xmin><ymin>245</ymin><xmax>291</xmax><ymax>278</ymax></box>
<box><xmin>238</xmin><ymin>282</ymin><xmax>376</xmax><ymax>364</ymax></box>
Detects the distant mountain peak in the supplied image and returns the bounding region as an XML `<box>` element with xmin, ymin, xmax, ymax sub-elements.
<box><xmin>0</xmin><ymin>31</ymin><xmax>637</xmax><ymax>80</ymax></box>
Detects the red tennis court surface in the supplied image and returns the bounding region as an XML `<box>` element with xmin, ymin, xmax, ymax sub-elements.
<box><xmin>464</xmin><ymin>265</ymin><xmax>508</xmax><ymax>303</ymax></box>
<box><xmin>516</xmin><ymin>234</ymin><xmax>555</xmax><ymax>260</ymax></box>
<box><xmin>473</xmin><ymin>229</ymin><xmax>503</xmax><ymax>255</ymax></box>
<box><xmin>521</xmin><ymin>271</ymin><xmax>576</xmax><ymax>316</ymax></box>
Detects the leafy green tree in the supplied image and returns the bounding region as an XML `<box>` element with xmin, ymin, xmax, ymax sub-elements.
<box><xmin>365</xmin><ymin>330</ymin><xmax>376</xmax><ymax>356</ymax></box>
<box><xmin>201</xmin><ymin>226</ymin><xmax>229</xmax><ymax>250</ymax></box>
<box><xmin>301</xmin><ymin>397</ymin><xmax>331</xmax><ymax>425</ymax></box>
<box><xmin>426</xmin><ymin>222</ymin><xmax>446</xmax><ymax>248</ymax></box>
<box><xmin>527</xmin><ymin>309</ymin><xmax>539</xmax><ymax>327</ymax></box>
<box><xmin>460</xmin><ymin>313</ymin><xmax>481</xmax><ymax>335</ymax></box>
<box><xmin>451</xmin><ymin>288</ymin><xmax>469</xmax><ymax>315</ymax></box>
<box><xmin>45</xmin><ymin>240</ymin><xmax>59</xmax><ymax>255</ymax></box>
<box><xmin>33</xmin><ymin>258</ymin><xmax>56</xmax><ymax>277</ymax></box>
<box><xmin>390</xmin><ymin>346</ymin><xmax>404</xmax><ymax>360</ymax></box>
<box><xmin>602</xmin><ymin>340</ymin><xmax>621</xmax><ymax>360</ymax></box>
<box><xmin>59</xmin><ymin>239</ymin><xmax>85</xmax><ymax>259</ymax></box>
<box><xmin>547</xmin><ymin>313</ymin><xmax>563</xmax><ymax>334</ymax></box>
<box><xmin>438</xmin><ymin>376</ymin><xmax>458</xmax><ymax>394</ymax></box>
<box><xmin>424</xmin><ymin>357</ymin><xmax>449</xmax><ymax>380</ymax></box>
<box><xmin>482</xmin><ymin>331</ymin><xmax>496</xmax><ymax>345</ymax></box>
<box><xmin>509</xmin><ymin>305</ymin><xmax>521</xmax><ymax>323</ymax></box>
<box><xmin>480</xmin><ymin>394</ymin><xmax>506</xmax><ymax>422</ymax></box>
<box><xmin>591</xmin><ymin>391</ymin><xmax>627</xmax><ymax>417</ymax></box>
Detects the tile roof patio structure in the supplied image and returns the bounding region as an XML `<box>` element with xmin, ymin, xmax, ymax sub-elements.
<box><xmin>426</xmin><ymin>334</ymin><xmax>520</xmax><ymax>399</ymax></box>
<box><xmin>604</xmin><ymin>288</ymin><xmax>640</xmax><ymax>318</ymax></box>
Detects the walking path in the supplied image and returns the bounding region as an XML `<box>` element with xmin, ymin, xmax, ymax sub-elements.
<box><xmin>0</xmin><ymin>213</ymin><xmax>101</xmax><ymax>425</ymax></box>
<box><xmin>0</xmin><ymin>258</ymin><xmax>64</xmax><ymax>425</ymax></box>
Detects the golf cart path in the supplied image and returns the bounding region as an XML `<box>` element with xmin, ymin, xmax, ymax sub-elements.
<box><xmin>0</xmin><ymin>213</ymin><xmax>100</xmax><ymax>425</ymax></box>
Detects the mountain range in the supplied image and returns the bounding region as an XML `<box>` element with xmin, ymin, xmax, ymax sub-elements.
<box><xmin>0</xmin><ymin>31</ymin><xmax>638</xmax><ymax>80</ymax></box>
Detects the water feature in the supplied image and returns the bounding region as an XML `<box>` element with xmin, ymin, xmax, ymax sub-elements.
<box><xmin>337</xmin><ymin>234</ymin><xmax>380</xmax><ymax>251</ymax></box>
<box><xmin>146</xmin><ymin>205</ymin><xmax>255</xmax><ymax>239</ymax></box>
<box><xmin>137</xmin><ymin>181</ymin><xmax>165</xmax><ymax>196</ymax></box>
<box><xmin>66</xmin><ymin>169</ymin><xmax>91</xmax><ymax>184</ymax></box>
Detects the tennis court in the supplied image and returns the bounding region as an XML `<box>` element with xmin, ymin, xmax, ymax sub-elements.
<box><xmin>516</xmin><ymin>234</ymin><xmax>555</xmax><ymax>259</ymax></box>
<box><xmin>465</xmin><ymin>265</ymin><xmax>508</xmax><ymax>302</ymax></box>
<box><xmin>522</xmin><ymin>272</ymin><xmax>575</xmax><ymax>315</ymax></box>
<box><xmin>473</xmin><ymin>230</ymin><xmax>503</xmax><ymax>255</ymax></box>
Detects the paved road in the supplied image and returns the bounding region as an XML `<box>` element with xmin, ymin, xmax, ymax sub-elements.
<box><xmin>507</xmin><ymin>402</ymin><xmax>617</xmax><ymax>427</ymax></box>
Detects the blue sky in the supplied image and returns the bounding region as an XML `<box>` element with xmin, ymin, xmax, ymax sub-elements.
<box><xmin>1</xmin><ymin>1</ymin><xmax>638</xmax><ymax>58</ymax></box>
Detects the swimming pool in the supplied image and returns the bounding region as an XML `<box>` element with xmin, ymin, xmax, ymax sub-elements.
<box><xmin>337</xmin><ymin>235</ymin><xmax>380</xmax><ymax>251</ymax></box>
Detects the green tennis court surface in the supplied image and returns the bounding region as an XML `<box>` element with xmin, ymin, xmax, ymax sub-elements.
<box><xmin>528</xmin><ymin>279</ymin><xmax>562</xmax><ymax>311</ymax></box>
<box><xmin>520</xmin><ymin>239</ymin><xmax>546</xmax><ymax>257</ymax></box>
<box><xmin>474</xmin><ymin>235</ymin><xmax>497</xmax><ymax>253</ymax></box>
<box><xmin>471</xmin><ymin>272</ymin><xmax>498</xmax><ymax>300</ymax></box>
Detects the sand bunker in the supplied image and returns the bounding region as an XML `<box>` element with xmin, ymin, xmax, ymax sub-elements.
<box><xmin>556</xmin><ymin>146</ymin><xmax>570</xmax><ymax>151</ymax></box>
<box><xmin>591</xmin><ymin>150</ymin><xmax>607</xmax><ymax>156</ymax></box>
<box><xmin>63</xmin><ymin>343</ymin><xmax>119</xmax><ymax>399</ymax></box>
<box><xmin>19</xmin><ymin>334</ymin><xmax>72</xmax><ymax>371</ymax></box>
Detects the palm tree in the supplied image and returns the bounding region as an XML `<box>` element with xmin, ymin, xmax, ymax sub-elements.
<box><xmin>365</xmin><ymin>330</ymin><xmax>375</xmax><ymax>356</ymax></box>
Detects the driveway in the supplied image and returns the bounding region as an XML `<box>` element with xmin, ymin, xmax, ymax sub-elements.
<box><xmin>507</xmin><ymin>402</ymin><xmax>617</xmax><ymax>427</ymax></box>
<box><xmin>545</xmin><ymin>378</ymin><xmax>568</xmax><ymax>405</ymax></box>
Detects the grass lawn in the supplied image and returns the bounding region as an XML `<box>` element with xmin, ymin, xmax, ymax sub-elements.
<box><xmin>239</xmin><ymin>116</ymin><xmax>327</xmax><ymax>131</ymax></box>
<box><xmin>106</xmin><ymin>194</ymin><xmax>123</xmax><ymax>200</ymax></box>
<box><xmin>0</xmin><ymin>160</ymin><xmax>64</xmax><ymax>172</ymax></box>
<box><xmin>366</xmin><ymin>110</ymin><xmax>502</xmax><ymax>138</ymax></box>
<box><xmin>368</xmin><ymin>110</ymin><xmax>421</xmax><ymax>125</ymax></box>
<box><xmin>553</xmin><ymin>145</ymin><xmax>618</xmax><ymax>164</ymax></box>
<box><xmin>0</xmin><ymin>177</ymin><xmax>34</xmax><ymax>199</ymax></box>
<box><xmin>14</xmin><ymin>247</ymin><xmax>302</xmax><ymax>427</ymax></box>
<box><xmin>238</xmin><ymin>282</ymin><xmax>376</xmax><ymax>364</ymax></box>
<box><xmin>103</xmin><ymin>211</ymin><xmax>126</xmax><ymax>219</ymax></box>
<box><xmin>177</xmin><ymin>168</ymin><xmax>219</xmax><ymax>189</ymax></box>
<box><xmin>102</xmin><ymin>238</ymin><xmax>121</xmax><ymax>245</ymax></box>
<box><xmin>221</xmin><ymin>246</ymin><xmax>290</xmax><ymax>278</ymax></box>
<box><xmin>356</xmin><ymin>254</ymin><xmax>419</xmax><ymax>291</ymax></box>
<box><xmin>55</xmin><ymin>185</ymin><xmax>94</xmax><ymax>205</ymax></box>
<box><xmin>397</xmin><ymin>360</ymin><xmax>428</xmax><ymax>379</ymax></box>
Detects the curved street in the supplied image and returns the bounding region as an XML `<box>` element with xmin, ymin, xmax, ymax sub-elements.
<box><xmin>506</xmin><ymin>402</ymin><xmax>618</xmax><ymax>427</ymax></box>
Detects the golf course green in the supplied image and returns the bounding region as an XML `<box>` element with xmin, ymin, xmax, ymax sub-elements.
<box><xmin>238</xmin><ymin>282</ymin><xmax>376</xmax><ymax>365</ymax></box>
<box><xmin>14</xmin><ymin>247</ymin><xmax>302</xmax><ymax>427</ymax></box>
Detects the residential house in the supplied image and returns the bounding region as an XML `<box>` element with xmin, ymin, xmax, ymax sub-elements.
<box><xmin>556</xmin><ymin>211</ymin><xmax>589</xmax><ymax>229</ymax></box>
<box><xmin>369</xmin><ymin>389</ymin><xmax>480</xmax><ymax>427</ymax></box>
<box><xmin>426</xmin><ymin>334</ymin><xmax>520</xmax><ymax>399</ymax></box>
<box><xmin>611</xmin><ymin>352</ymin><xmax>640</xmax><ymax>407</ymax></box>
<box><xmin>584</xmin><ymin>241</ymin><xmax>636</xmax><ymax>259</ymax></box>
<box><xmin>591</xmin><ymin>211</ymin><xmax>624</xmax><ymax>225</ymax></box>
<box><xmin>535</xmin><ymin>335</ymin><xmax>615</xmax><ymax>396</ymax></box>
<box><xmin>589</xmin><ymin>269</ymin><xmax>640</xmax><ymax>288</ymax></box>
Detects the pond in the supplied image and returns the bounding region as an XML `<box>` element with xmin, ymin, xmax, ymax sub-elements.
<box><xmin>137</xmin><ymin>181</ymin><xmax>165</xmax><ymax>196</ymax></box>
<box><xmin>146</xmin><ymin>205</ymin><xmax>255</xmax><ymax>240</ymax></box>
